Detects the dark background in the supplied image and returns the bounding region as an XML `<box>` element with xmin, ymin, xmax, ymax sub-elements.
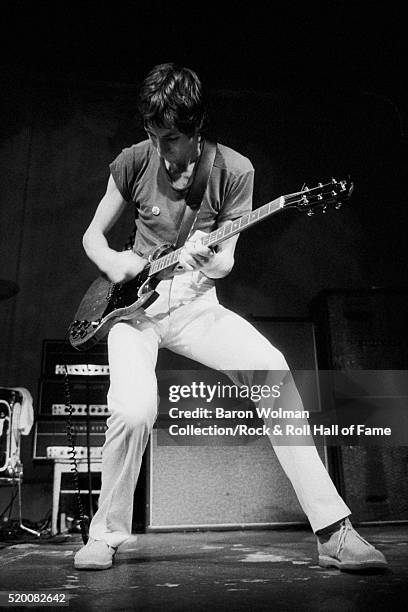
<box><xmin>0</xmin><ymin>1</ymin><xmax>407</xmax><ymax>518</ymax></box>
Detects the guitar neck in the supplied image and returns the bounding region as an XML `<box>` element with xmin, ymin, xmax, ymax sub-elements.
<box><xmin>149</xmin><ymin>195</ymin><xmax>286</xmax><ymax>275</ymax></box>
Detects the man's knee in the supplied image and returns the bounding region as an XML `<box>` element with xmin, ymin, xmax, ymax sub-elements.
<box><xmin>108</xmin><ymin>389</ymin><xmax>157</xmax><ymax>430</ymax></box>
<box><xmin>252</xmin><ymin>345</ymin><xmax>289</xmax><ymax>372</ymax></box>
<box><xmin>233</xmin><ymin>349</ymin><xmax>289</xmax><ymax>391</ymax></box>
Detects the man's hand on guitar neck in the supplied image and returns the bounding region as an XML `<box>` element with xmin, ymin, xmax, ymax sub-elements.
<box><xmin>179</xmin><ymin>230</ymin><xmax>236</xmax><ymax>279</ymax></box>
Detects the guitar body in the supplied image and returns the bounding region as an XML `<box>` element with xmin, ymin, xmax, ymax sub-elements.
<box><xmin>69</xmin><ymin>271</ymin><xmax>159</xmax><ymax>350</ymax></box>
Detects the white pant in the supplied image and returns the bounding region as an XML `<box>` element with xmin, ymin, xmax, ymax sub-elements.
<box><xmin>89</xmin><ymin>271</ymin><xmax>350</xmax><ymax>546</ymax></box>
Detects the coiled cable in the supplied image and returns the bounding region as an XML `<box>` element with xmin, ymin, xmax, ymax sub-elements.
<box><xmin>63</xmin><ymin>337</ymin><xmax>89</xmax><ymax>545</ymax></box>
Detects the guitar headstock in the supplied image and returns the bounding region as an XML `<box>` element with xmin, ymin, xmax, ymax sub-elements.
<box><xmin>283</xmin><ymin>177</ymin><xmax>354</xmax><ymax>215</ymax></box>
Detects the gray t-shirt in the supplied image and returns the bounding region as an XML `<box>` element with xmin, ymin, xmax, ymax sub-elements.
<box><xmin>109</xmin><ymin>140</ymin><xmax>254</xmax><ymax>258</ymax></box>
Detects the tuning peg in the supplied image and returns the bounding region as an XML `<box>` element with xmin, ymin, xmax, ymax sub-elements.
<box><xmin>307</xmin><ymin>209</ymin><xmax>315</xmax><ymax>216</ymax></box>
<box><xmin>322</xmin><ymin>204</ymin><xmax>328</xmax><ymax>213</ymax></box>
<box><xmin>335</xmin><ymin>202</ymin><xmax>343</xmax><ymax>209</ymax></box>
<box><xmin>331</xmin><ymin>178</ymin><xmax>337</xmax><ymax>184</ymax></box>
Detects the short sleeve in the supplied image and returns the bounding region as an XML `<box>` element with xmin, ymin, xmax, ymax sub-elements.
<box><xmin>109</xmin><ymin>143</ymin><xmax>152</xmax><ymax>203</ymax></box>
<box><xmin>109</xmin><ymin>149</ymin><xmax>135</xmax><ymax>203</ymax></box>
<box><xmin>217</xmin><ymin>169</ymin><xmax>254</xmax><ymax>225</ymax></box>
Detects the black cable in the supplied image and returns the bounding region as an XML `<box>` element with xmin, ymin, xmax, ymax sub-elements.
<box><xmin>36</xmin><ymin>510</ymin><xmax>51</xmax><ymax>533</ymax></box>
<box><xmin>0</xmin><ymin>487</ymin><xmax>18</xmax><ymax>521</ymax></box>
<box><xmin>62</xmin><ymin>335</ymin><xmax>89</xmax><ymax>545</ymax></box>
<box><xmin>7</xmin><ymin>481</ymin><xmax>18</xmax><ymax>522</ymax></box>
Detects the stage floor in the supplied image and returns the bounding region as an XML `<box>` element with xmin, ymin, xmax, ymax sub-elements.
<box><xmin>1</xmin><ymin>526</ymin><xmax>407</xmax><ymax>611</ymax></box>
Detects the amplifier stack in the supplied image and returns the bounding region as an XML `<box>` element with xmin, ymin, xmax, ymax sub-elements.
<box><xmin>33</xmin><ymin>340</ymin><xmax>110</xmax><ymax>460</ymax></box>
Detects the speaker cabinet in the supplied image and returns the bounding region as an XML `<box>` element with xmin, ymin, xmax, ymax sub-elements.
<box><xmin>146</xmin><ymin>318</ymin><xmax>326</xmax><ymax>530</ymax></box>
<box><xmin>313</xmin><ymin>289</ymin><xmax>408</xmax><ymax>523</ymax></box>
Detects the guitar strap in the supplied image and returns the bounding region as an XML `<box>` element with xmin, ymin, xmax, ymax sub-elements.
<box><xmin>173</xmin><ymin>139</ymin><xmax>217</xmax><ymax>249</ymax></box>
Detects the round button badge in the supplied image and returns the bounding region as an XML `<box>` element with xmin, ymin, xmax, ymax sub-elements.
<box><xmin>152</xmin><ymin>206</ymin><xmax>160</xmax><ymax>216</ymax></box>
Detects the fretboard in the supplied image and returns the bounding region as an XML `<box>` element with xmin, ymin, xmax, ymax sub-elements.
<box><xmin>149</xmin><ymin>195</ymin><xmax>285</xmax><ymax>276</ymax></box>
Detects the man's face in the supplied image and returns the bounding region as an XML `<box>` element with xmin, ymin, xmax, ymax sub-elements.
<box><xmin>145</xmin><ymin>124</ymin><xmax>200</xmax><ymax>168</ymax></box>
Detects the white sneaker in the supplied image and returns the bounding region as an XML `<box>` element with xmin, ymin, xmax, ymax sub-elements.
<box><xmin>74</xmin><ymin>535</ymin><xmax>139</xmax><ymax>570</ymax></box>
<box><xmin>74</xmin><ymin>538</ymin><xmax>116</xmax><ymax>570</ymax></box>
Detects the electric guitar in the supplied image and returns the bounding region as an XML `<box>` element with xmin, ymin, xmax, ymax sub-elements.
<box><xmin>69</xmin><ymin>178</ymin><xmax>353</xmax><ymax>350</ymax></box>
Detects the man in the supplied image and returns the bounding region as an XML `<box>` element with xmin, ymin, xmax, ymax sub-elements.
<box><xmin>74</xmin><ymin>63</ymin><xmax>387</xmax><ymax>571</ymax></box>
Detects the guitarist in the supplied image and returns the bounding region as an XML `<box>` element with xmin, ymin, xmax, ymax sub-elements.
<box><xmin>74</xmin><ymin>63</ymin><xmax>387</xmax><ymax>571</ymax></box>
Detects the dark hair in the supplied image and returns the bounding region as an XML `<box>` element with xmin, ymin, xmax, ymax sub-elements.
<box><xmin>138</xmin><ymin>63</ymin><xmax>205</xmax><ymax>135</ymax></box>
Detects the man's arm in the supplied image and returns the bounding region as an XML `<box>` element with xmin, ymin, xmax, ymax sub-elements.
<box><xmin>83</xmin><ymin>175</ymin><xmax>147</xmax><ymax>283</ymax></box>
